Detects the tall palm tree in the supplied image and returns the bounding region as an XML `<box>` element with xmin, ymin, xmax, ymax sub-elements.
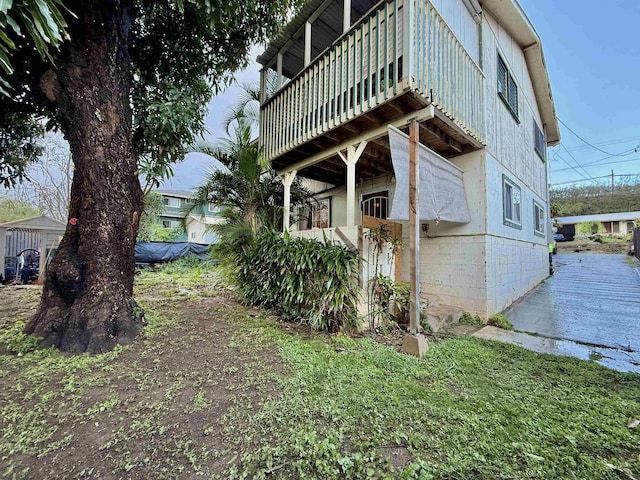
<box><xmin>190</xmin><ymin>119</ymin><xmax>312</xmax><ymax>233</ymax></box>
<box><xmin>221</xmin><ymin>70</ymin><xmax>280</xmax><ymax>136</ymax></box>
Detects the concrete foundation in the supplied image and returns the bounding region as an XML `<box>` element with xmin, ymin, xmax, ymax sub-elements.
<box><xmin>400</xmin><ymin>333</ymin><xmax>428</xmax><ymax>357</ymax></box>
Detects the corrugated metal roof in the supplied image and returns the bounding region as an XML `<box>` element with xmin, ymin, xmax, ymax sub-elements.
<box><xmin>257</xmin><ymin>0</ymin><xmax>328</xmax><ymax>67</ymax></box>
<box><xmin>257</xmin><ymin>0</ymin><xmax>380</xmax><ymax>71</ymax></box>
<box><xmin>0</xmin><ymin>215</ymin><xmax>65</xmax><ymax>230</ymax></box>
<box><xmin>556</xmin><ymin>211</ymin><xmax>640</xmax><ymax>224</ymax></box>
<box><xmin>155</xmin><ymin>189</ymin><xmax>194</xmax><ymax>198</ymax></box>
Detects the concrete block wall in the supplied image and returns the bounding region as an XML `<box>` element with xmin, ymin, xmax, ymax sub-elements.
<box><xmin>485</xmin><ymin>236</ymin><xmax>548</xmax><ymax>316</ymax></box>
<box><xmin>418</xmin><ymin>235</ymin><xmax>488</xmax><ymax>315</ymax></box>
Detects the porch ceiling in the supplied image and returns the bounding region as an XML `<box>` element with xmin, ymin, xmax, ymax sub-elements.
<box><xmin>257</xmin><ymin>0</ymin><xmax>380</xmax><ymax>78</ymax></box>
<box><xmin>273</xmin><ymin>90</ymin><xmax>482</xmax><ymax>186</ymax></box>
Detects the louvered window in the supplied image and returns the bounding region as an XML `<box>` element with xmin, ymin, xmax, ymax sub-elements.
<box><xmin>497</xmin><ymin>55</ymin><xmax>519</xmax><ymax>121</ymax></box>
<box><xmin>534</xmin><ymin>121</ymin><xmax>546</xmax><ymax>161</ymax></box>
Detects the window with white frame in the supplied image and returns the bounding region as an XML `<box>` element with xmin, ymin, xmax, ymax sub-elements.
<box><xmin>162</xmin><ymin>220</ymin><xmax>181</xmax><ymax>228</ymax></box>
<box><xmin>163</xmin><ymin>197</ymin><xmax>181</xmax><ymax>207</ymax></box>
<box><xmin>503</xmin><ymin>175</ymin><xmax>521</xmax><ymax>229</ymax></box>
<box><xmin>497</xmin><ymin>55</ymin><xmax>519</xmax><ymax>121</ymax></box>
<box><xmin>208</xmin><ymin>203</ymin><xmax>217</xmax><ymax>213</ymax></box>
<box><xmin>533</xmin><ymin>201</ymin><xmax>545</xmax><ymax>237</ymax></box>
<box><xmin>534</xmin><ymin>121</ymin><xmax>546</xmax><ymax>161</ymax></box>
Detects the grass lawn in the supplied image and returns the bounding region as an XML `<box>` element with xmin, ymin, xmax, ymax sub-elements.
<box><xmin>0</xmin><ymin>262</ymin><xmax>638</xmax><ymax>479</ymax></box>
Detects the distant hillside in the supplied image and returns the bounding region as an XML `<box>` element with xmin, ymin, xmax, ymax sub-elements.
<box><xmin>550</xmin><ymin>177</ymin><xmax>640</xmax><ymax>216</ymax></box>
<box><xmin>0</xmin><ymin>197</ymin><xmax>41</xmax><ymax>224</ymax></box>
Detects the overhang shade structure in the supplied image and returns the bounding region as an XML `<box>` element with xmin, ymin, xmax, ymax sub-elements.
<box><xmin>0</xmin><ymin>215</ymin><xmax>66</xmax><ymax>281</ymax></box>
<box><xmin>388</xmin><ymin>126</ymin><xmax>471</xmax><ymax>223</ymax></box>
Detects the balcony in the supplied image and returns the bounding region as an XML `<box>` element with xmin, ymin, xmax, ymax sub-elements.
<box><xmin>259</xmin><ymin>0</ymin><xmax>485</xmax><ymax>178</ymax></box>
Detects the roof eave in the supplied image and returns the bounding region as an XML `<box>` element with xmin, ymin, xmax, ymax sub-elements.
<box><xmin>481</xmin><ymin>0</ymin><xmax>560</xmax><ymax>145</ymax></box>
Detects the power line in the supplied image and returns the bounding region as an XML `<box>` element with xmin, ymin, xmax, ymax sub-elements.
<box><xmin>551</xmin><ymin>149</ymin><xmax>591</xmax><ymax>182</ymax></box>
<box><xmin>559</xmin><ymin>117</ymin><xmax>640</xmax><ymax>157</ymax></box>
<box><xmin>550</xmin><ymin>156</ymin><xmax>640</xmax><ymax>173</ymax></box>
<box><xmin>550</xmin><ymin>172</ymin><xmax>640</xmax><ymax>187</ymax></box>
<box><xmin>563</xmin><ymin>135</ymin><xmax>640</xmax><ymax>152</ymax></box>
<box><xmin>559</xmin><ymin>143</ymin><xmax>597</xmax><ymax>183</ymax></box>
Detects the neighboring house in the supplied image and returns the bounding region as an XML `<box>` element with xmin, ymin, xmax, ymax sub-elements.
<box><xmin>257</xmin><ymin>0</ymin><xmax>560</xmax><ymax>318</ymax></box>
<box><xmin>556</xmin><ymin>211</ymin><xmax>640</xmax><ymax>236</ymax></box>
<box><xmin>154</xmin><ymin>190</ymin><xmax>221</xmax><ymax>244</ymax></box>
<box><xmin>0</xmin><ymin>215</ymin><xmax>66</xmax><ymax>281</ymax></box>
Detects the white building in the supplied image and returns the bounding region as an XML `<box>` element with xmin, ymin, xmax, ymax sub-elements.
<box><xmin>155</xmin><ymin>190</ymin><xmax>221</xmax><ymax>244</ymax></box>
<box><xmin>258</xmin><ymin>0</ymin><xmax>560</xmax><ymax>318</ymax></box>
<box><xmin>556</xmin><ymin>211</ymin><xmax>640</xmax><ymax>236</ymax></box>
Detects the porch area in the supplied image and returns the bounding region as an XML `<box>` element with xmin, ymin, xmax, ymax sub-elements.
<box><xmin>258</xmin><ymin>0</ymin><xmax>485</xmax><ymax>183</ymax></box>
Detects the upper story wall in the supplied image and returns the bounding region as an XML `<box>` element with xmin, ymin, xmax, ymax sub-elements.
<box><xmin>482</xmin><ymin>9</ymin><xmax>547</xmax><ymax>201</ymax></box>
<box><xmin>430</xmin><ymin>0</ymin><xmax>480</xmax><ymax>64</ymax></box>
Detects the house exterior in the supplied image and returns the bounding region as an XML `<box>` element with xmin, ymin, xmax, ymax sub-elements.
<box><xmin>155</xmin><ymin>190</ymin><xmax>221</xmax><ymax>244</ymax></box>
<box><xmin>556</xmin><ymin>211</ymin><xmax>640</xmax><ymax>236</ymax></box>
<box><xmin>258</xmin><ymin>0</ymin><xmax>560</xmax><ymax>318</ymax></box>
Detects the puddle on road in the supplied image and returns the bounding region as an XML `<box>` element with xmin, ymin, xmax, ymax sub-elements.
<box><xmin>472</xmin><ymin>326</ymin><xmax>640</xmax><ymax>374</ymax></box>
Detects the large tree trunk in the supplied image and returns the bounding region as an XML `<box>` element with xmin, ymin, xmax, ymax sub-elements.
<box><xmin>25</xmin><ymin>0</ymin><xmax>144</xmax><ymax>353</ymax></box>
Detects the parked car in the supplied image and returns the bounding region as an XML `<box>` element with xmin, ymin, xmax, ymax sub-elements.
<box><xmin>554</xmin><ymin>233</ymin><xmax>567</xmax><ymax>242</ymax></box>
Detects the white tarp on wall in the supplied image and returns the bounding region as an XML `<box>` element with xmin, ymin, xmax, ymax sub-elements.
<box><xmin>388</xmin><ymin>126</ymin><xmax>471</xmax><ymax>223</ymax></box>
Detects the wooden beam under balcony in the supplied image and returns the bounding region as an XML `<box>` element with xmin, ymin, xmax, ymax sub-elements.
<box><xmin>277</xmin><ymin>105</ymin><xmax>435</xmax><ymax>176</ymax></box>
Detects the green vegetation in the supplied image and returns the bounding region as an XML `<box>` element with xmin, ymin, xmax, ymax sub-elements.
<box><xmin>229</xmin><ymin>318</ymin><xmax>640</xmax><ymax>479</ymax></box>
<box><xmin>459</xmin><ymin>311</ymin><xmax>484</xmax><ymax>326</ymax></box>
<box><xmin>235</xmin><ymin>230</ymin><xmax>360</xmax><ymax>332</ymax></box>
<box><xmin>0</xmin><ymin>263</ymin><xmax>638</xmax><ymax>479</ymax></box>
<box><xmin>487</xmin><ymin>314</ymin><xmax>514</xmax><ymax>330</ymax></box>
<box><xmin>0</xmin><ymin>196</ymin><xmax>41</xmax><ymax>223</ymax></box>
<box><xmin>365</xmin><ymin>224</ymin><xmax>405</xmax><ymax>331</ymax></box>
<box><xmin>551</xmin><ymin>177</ymin><xmax>640</xmax><ymax>216</ymax></box>
<box><xmin>577</xmin><ymin>221</ymin><xmax>606</xmax><ymax>236</ymax></box>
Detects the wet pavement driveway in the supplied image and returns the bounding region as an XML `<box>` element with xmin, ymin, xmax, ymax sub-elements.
<box><xmin>496</xmin><ymin>253</ymin><xmax>640</xmax><ymax>373</ymax></box>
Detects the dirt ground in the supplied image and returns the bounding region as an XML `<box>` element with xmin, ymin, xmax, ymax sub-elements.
<box><xmin>0</xmin><ymin>276</ymin><xmax>284</xmax><ymax>479</ymax></box>
<box><xmin>555</xmin><ymin>238</ymin><xmax>632</xmax><ymax>255</ymax></box>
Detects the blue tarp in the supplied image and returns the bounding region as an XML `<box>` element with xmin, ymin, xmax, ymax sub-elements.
<box><xmin>135</xmin><ymin>242</ymin><xmax>210</xmax><ymax>264</ymax></box>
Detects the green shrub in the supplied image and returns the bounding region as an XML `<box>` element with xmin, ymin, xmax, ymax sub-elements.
<box><xmin>577</xmin><ymin>221</ymin><xmax>605</xmax><ymax>236</ymax></box>
<box><xmin>369</xmin><ymin>275</ymin><xmax>410</xmax><ymax>330</ymax></box>
<box><xmin>459</xmin><ymin>312</ymin><xmax>483</xmax><ymax>326</ymax></box>
<box><xmin>488</xmin><ymin>314</ymin><xmax>514</xmax><ymax>330</ymax></box>
<box><xmin>236</xmin><ymin>231</ymin><xmax>360</xmax><ymax>332</ymax></box>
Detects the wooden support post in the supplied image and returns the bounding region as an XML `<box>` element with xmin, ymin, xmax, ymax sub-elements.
<box><xmin>338</xmin><ymin>141</ymin><xmax>367</xmax><ymax>226</ymax></box>
<box><xmin>304</xmin><ymin>21</ymin><xmax>312</xmax><ymax>66</ymax></box>
<box><xmin>400</xmin><ymin>120</ymin><xmax>428</xmax><ymax>357</ymax></box>
<box><xmin>409</xmin><ymin>120</ymin><xmax>420</xmax><ymax>334</ymax></box>
<box><xmin>0</xmin><ymin>228</ymin><xmax>6</xmax><ymax>282</ymax></box>
<box><xmin>343</xmin><ymin>0</ymin><xmax>351</xmax><ymax>32</ymax></box>
<box><xmin>281</xmin><ymin>170</ymin><xmax>297</xmax><ymax>232</ymax></box>
<box><xmin>39</xmin><ymin>232</ymin><xmax>48</xmax><ymax>280</ymax></box>
<box><xmin>259</xmin><ymin>69</ymin><xmax>267</xmax><ymax>104</ymax></box>
<box><xmin>277</xmin><ymin>53</ymin><xmax>283</xmax><ymax>89</ymax></box>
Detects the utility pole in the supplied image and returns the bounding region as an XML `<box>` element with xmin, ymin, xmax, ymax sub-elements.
<box><xmin>611</xmin><ymin>170</ymin><xmax>615</xmax><ymax>195</ymax></box>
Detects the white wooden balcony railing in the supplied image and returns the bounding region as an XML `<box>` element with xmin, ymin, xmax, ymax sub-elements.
<box><xmin>259</xmin><ymin>0</ymin><xmax>485</xmax><ymax>162</ymax></box>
